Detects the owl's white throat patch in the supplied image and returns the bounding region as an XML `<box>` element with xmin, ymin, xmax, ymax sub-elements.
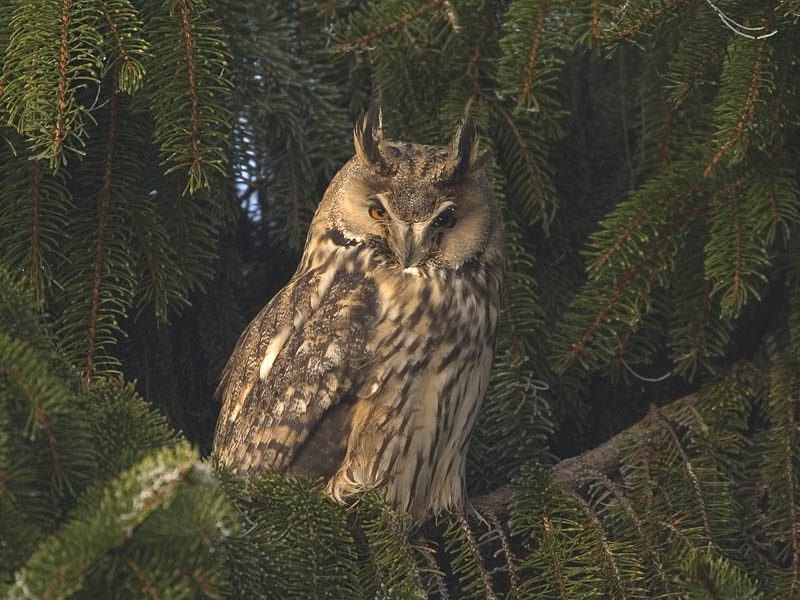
<box><xmin>402</xmin><ymin>266</ymin><xmax>422</xmax><ymax>276</ymax></box>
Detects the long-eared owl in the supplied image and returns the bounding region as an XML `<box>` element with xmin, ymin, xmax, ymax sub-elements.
<box><xmin>214</xmin><ymin>108</ymin><xmax>504</xmax><ymax>519</ymax></box>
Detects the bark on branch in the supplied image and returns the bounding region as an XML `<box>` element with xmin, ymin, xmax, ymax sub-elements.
<box><xmin>470</xmin><ymin>392</ymin><xmax>699</xmax><ymax>518</ymax></box>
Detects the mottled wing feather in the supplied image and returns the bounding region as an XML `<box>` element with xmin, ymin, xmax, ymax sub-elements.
<box><xmin>214</xmin><ymin>268</ymin><xmax>378</xmax><ymax>476</ymax></box>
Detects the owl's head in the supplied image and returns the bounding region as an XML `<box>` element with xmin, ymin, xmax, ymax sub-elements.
<box><xmin>311</xmin><ymin>107</ymin><xmax>502</xmax><ymax>272</ymax></box>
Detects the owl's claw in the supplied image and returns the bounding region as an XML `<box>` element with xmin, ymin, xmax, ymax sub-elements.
<box><xmin>466</xmin><ymin>500</ymin><xmax>491</xmax><ymax>529</ymax></box>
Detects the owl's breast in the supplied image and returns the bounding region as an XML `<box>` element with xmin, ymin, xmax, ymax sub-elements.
<box><xmin>328</xmin><ymin>265</ymin><xmax>501</xmax><ymax>517</ymax></box>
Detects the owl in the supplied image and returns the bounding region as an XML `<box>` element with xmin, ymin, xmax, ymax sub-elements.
<box><xmin>214</xmin><ymin>108</ymin><xmax>503</xmax><ymax>519</ymax></box>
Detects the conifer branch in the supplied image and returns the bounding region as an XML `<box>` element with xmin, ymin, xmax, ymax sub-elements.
<box><xmin>471</xmin><ymin>393</ymin><xmax>700</xmax><ymax>516</ymax></box>
<box><xmin>177</xmin><ymin>0</ymin><xmax>202</xmax><ymax>183</ymax></box>
<box><xmin>784</xmin><ymin>383</ymin><xmax>800</xmax><ymax>594</ymax></box>
<box><xmin>570</xmin><ymin>202</ymin><xmax>709</xmax><ymax>360</ymax></box>
<box><xmin>29</xmin><ymin>160</ymin><xmax>42</xmax><ymax>297</ymax></box>
<box><xmin>612</xmin><ymin>268</ymin><xmax>660</xmax><ymax>363</ymax></box>
<box><xmin>456</xmin><ymin>512</ymin><xmax>498</xmax><ymax>600</ymax></box>
<box><xmin>98</xmin><ymin>0</ymin><xmax>129</xmax><ymax>66</ymax></box>
<box><xmin>180</xmin><ymin>566</ymin><xmax>215</xmax><ymax>594</ymax></box>
<box><xmin>497</xmin><ymin>107</ymin><xmax>549</xmax><ymax>226</ymax></box>
<box><xmin>673</xmin><ymin>39</ymin><xmax>727</xmax><ymax>104</ymax></box>
<box><xmin>85</xmin><ymin>87</ymin><xmax>119</xmax><ymax>382</ymax></box>
<box><xmin>688</xmin><ymin>283</ymin><xmax>713</xmax><ymax>366</ymax></box>
<box><xmin>423</xmin><ymin>549</ymin><xmax>451</xmax><ymax>600</ymax></box>
<box><xmin>652</xmin><ymin>407</ymin><xmax>713</xmax><ymax>539</ymax></box>
<box><xmin>1</xmin><ymin>365</ymin><xmax>64</xmax><ymax>486</ymax></box>
<box><xmin>127</xmin><ymin>206</ymin><xmax>165</xmax><ymax>307</ymax></box>
<box><xmin>592</xmin><ymin>471</ymin><xmax>672</xmax><ymax>591</ymax></box>
<box><xmin>486</xmin><ymin>510</ymin><xmax>520</xmax><ymax>597</ymax></box>
<box><xmin>704</xmin><ymin>0</ymin><xmax>777</xmax><ymax>40</ymax></box>
<box><xmin>542</xmin><ymin>514</ymin><xmax>568</xmax><ymax>597</ymax></box>
<box><xmin>97</xmin><ymin>0</ymin><xmax>145</xmax><ymax>92</ymax></box>
<box><xmin>55</xmin><ymin>0</ymin><xmax>71</xmax><ymax>151</ymax></box>
<box><xmin>0</xmin><ymin>57</ymin><xmax>9</xmax><ymax>105</ymax></box>
<box><xmin>128</xmin><ymin>558</ymin><xmax>161</xmax><ymax>600</ymax></box>
<box><xmin>572</xmin><ymin>494</ymin><xmax>628</xmax><ymax>598</ymax></box>
<box><xmin>767</xmin><ymin>27</ymin><xmax>796</xmax><ymax>139</ymax></box>
<box><xmin>614</xmin><ymin>0</ymin><xmax>687</xmax><ymax>41</ymax></box>
<box><xmin>704</xmin><ymin>24</ymin><xmax>770</xmax><ymax>176</ymax></box>
<box><xmin>520</xmin><ymin>0</ymin><xmax>547</xmax><ymax>105</ymax></box>
<box><xmin>593</xmin><ymin>192</ymin><xmax>671</xmax><ymax>269</ymax></box>
<box><xmin>340</xmin><ymin>0</ymin><xmax>449</xmax><ymax>52</ymax></box>
<box><xmin>466</xmin><ymin>0</ymin><xmax>498</xmax><ymax>76</ymax></box>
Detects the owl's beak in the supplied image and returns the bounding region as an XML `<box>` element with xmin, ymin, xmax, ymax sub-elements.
<box><xmin>391</xmin><ymin>222</ymin><xmax>432</xmax><ymax>268</ymax></box>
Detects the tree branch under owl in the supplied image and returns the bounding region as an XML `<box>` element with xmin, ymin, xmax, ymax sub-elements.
<box><xmin>470</xmin><ymin>392</ymin><xmax>700</xmax><ymax>517</ymax></box>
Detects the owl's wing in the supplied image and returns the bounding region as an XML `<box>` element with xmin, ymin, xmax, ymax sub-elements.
<box><xmin>213</xmin><ymin>266</ymin><xmax>378</xmax><ymax>477</ymax></box>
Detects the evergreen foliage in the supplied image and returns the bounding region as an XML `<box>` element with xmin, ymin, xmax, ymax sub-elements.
<box><xmin>1</xmin><ymin>0</ymin><xmax>800</xmax><ymax>597</ymax></box>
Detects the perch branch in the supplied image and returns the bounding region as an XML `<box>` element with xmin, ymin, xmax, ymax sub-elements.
<box><xmin>470</xmin><ymin>392</ymin><xmax>699</xmax><ymax>517</ymax></box>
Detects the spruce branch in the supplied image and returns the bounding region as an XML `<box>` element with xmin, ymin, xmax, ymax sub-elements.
<box><xmin>29</xmin><ymin>160</ymin><xmax>42</xmax><ymax>298</ymax></box>
<box><xmin>495</xmin><ymin>106</ymin><xmax>552</xmax><ymax>229</ymax></box>
<box><xmin>485</xmin><ymin>510</ymin><xmax>520</xmax><ymax>598</ymax></box>
<box><xmin>566</xmin><ymin>202</ymin><xmax>710</xmax><ymax>363</ymax></box>
<box><xmin>705</xmin><ymin>22</ymin><xmax>771</xmax><ymax>176</ymax></box>
<box><xmin>520</xmin><ymin>0</ymin><xmax>547</xmax><ymax>107</ymax></box>
<box><xmin>471</xmin><ymin>393</ymin><xmax>700</xmax><ymax>516</ymax></box>
<box><xmin>340</xmin><ymin>0</ymin><xmax>449</xmax><ymax>52</ymax></box>
<box><xmin>1</xmin><ymin>361</ymin><xmax>64</xmax><ymax>488</ymax></box>
<box><xmin>126</xmin><ymin>205</ymin><xmax>166</xmax><ymax>317</ymax></box>
<box><xmin>771</xmin><ymin>365</ymin><xmax>800</xmax><ymax>598</ymax></box>
<box><xmin>55</xmin><ymin>0</ymin><xmax>71</xmax><ymax>152</ymax></box>
<box><xmin>653</xmin><ymin>407</ymin><xmax>713</xmax><ymax>540</ymax></box>
<box><xmin>1</xmin><ymin>0</ymin><xmax>104</xmax><ymax>166</ymax></box>
<box><xmin>589</xmin><ymin>471</ymin><xmax>672</xmax><ymax>592</ymax></box>
<box><xmin>142</xmin><ymin>0</ymin><xmax>230</xmax><ymax>194</ymax></box>
<box><xmin>672</xmin><ymin>40</ymin><xmax>727</xmax><ymax>104</ymax></box>
<box><xmin>612</xmin><ymin>0</ymin><xmax>689</xmax><ymax>41</ymax></box>
<box><xmin>590</xmin><ymin>0</ymin><xmax>600</xmax><ymax>41</ymax></box>
<box><xmin>497</xmin><ymin>0</ymin><xmax>567</xmax><ymax>119</ymax></box>
<box><xmin>705</xmin><ymin>174</ymin><xmax>771</xmax><ymax>319</ymax></box>
<box><xmin>176</xmin><ymin>0</ymin><xmax>202</xmax><ymax>187</ymax></box>
<box><xmin>592</xmin><ymin>190</ymin><xmax>675</xmax><ymax>271</ymax></box>
<box><xmin>466</xmin><ymin>0</ymin><xmax>498</xmax><ymax>76</ymax></box>
<box><xmin>85</xmin><ymin>85</ymin><xmax>119</xmax><ymax>382</ymax></box>
<box><xmin>96</xmin><ymin>0</ymin><xmax>147</xmax><ymax>93</ymax></box>
<box><xmin>454</xmin><ymin>511</ymin><xmax>498</xmax><ymax>600</ymax></box>
<box><xmin>571</xmin><ymin>493</ymin><xmax>630</xmax><ymax>598</ymax></box>
<box><xmin>689</xmin><ymin>283</ymin><xmax>713</xmax><ymax>367</ymax></box>
<box><xmin>611</xmin><ymin>268</ymin><xmax>661</xmax><ymax>365</ymax></box>
<box><xmin>766</xmin><ymin>27</ymin><xmax>797</xmax><ymax>140</ymax></box>
<box><xmin>127</xmin><ymin>558</ymin><xmax>160</xmax><ymax>600</ymax></box>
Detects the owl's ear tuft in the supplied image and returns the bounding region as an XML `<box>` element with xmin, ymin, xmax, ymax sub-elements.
<box><xmin>354</xmin><ymin>106</ymin><xmax>384</xmax><ymax>168</ymax></box>
<box><xmin>445</xmin><ymin>119</ymin><xmax>490</xmax><ymax>181</ymax></box>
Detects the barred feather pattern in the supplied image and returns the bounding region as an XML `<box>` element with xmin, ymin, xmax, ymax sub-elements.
<box><xmin>214</xmin><ymin>110</ymin><xmax>503</xmax><ymax>518</ymax></box>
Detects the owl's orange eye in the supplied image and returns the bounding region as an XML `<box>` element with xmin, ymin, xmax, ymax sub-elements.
<box><xmin>369</xmin><ymin>205</ymin><xmax>389</xmax><ymax>220</ymax></box>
